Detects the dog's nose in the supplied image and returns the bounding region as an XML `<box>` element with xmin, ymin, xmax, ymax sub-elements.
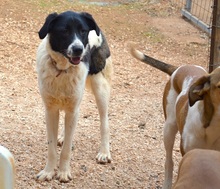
<box><xmin>72</xmin><ymin>46</ymin><xmax>83</xmax><ymax>56</ymax></box>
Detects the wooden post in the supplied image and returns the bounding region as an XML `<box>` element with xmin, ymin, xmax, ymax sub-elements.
<box><xmin>209</xmin><ymin>0</ymin><xmax>220</xmax><ymax>73</ymax></box>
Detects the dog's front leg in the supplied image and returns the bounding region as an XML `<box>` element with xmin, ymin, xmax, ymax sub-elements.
<box><xmin>36</xmin><ymin>108</ymin><xmax>59</xmax><ymax>181</ymax></box>
<box><xmin>56</xmin><ymin>109</ymin><xmax>79</xmax><ymax>182</ymax></box>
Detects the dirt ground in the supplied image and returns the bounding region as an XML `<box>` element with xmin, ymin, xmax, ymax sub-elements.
<box><xmin>0</xmin><ymin>0</ymin><xmax>210</xmax><ymax>188</ymax></box>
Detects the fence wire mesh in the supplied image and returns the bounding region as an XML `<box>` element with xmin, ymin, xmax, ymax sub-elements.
<box><xmin>171</xmin><ymin>0</ymin><xmax>213</xmax><ymax>34</ymax></box>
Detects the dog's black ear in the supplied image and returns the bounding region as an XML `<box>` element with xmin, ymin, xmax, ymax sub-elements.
<box><xmin>188</xmin><ymin>75</ymin><xmax>210</xmax><ymax>107</ymax></box>
<box><xmin>38</xmin><ymin>13</ymin><xmax>58</xmax><ymax>39</ymax></box>
<box><xmin>80</xmin><ymin>12</ymin><xmax>100</xmax><ymax>36</ymax></box>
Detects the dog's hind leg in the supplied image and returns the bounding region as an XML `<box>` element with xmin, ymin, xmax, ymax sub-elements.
<box><xmin>57</xmin><ymin>127</ymin><xmax>75</xmax><ymax>151</ymax></box>
<box><xmin>163</xmin><ymin>119</ymin><xmax>178</xmax><ymax>189</ymax></box>
<box><xmin>57</xmin><ymin>127</ymin><xmax>64</xmax><ymax>146</ymax></box>
<box><xmin>88</xmin><ymin>71</ymin><xmax>112</xmax><ymax>164</ymax></box>
<box><xmin>36</xmin><ymin>108</ymin><xmax>59</xmax><ymax>181</ymax></box>
<box><xmin>162</xmin><ymin>85</ymin><xmax>178</xmax><ymax>189</ymax></box>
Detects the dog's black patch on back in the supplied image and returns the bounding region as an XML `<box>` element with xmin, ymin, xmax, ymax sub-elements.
<box><xmin>89</xmin><ymin>34</ymin><xmax>110</xmax><ymax>75</ymax></box>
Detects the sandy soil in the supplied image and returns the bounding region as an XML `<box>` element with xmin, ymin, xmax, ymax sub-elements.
<box><xmin>0</xmin><ymin>0</ymin><xmax>209</xmax><ymax>188</ymax></box>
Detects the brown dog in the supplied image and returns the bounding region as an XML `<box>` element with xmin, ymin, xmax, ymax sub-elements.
<box><xmin>131</xmin><ymin>47</ymin><xmax>220</xmax><ymax>189</ymax></box>
<box><xmin>173</xmin><ymin>149</ymin><xmax>220</xmax><ymax>189</ymax></box>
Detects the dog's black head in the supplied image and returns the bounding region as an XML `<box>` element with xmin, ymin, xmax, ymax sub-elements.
<box><xmin>38</xmin><ymin>11</ymin><xmax>100</xmax><ymax>65</ymax></box>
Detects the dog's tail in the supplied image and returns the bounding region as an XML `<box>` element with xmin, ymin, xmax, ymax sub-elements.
<box><xmin>130</xmin><ymin>47</ymin><xmax>177</xmax><ymax>76</ymax></box>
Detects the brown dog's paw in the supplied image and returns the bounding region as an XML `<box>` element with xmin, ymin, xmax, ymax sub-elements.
<box><xmin>57</xmin><ymin>136</ymin><xmax>64</xmax><ymax>147</ymax></box>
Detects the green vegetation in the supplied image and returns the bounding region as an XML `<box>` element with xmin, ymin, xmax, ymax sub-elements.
<box><xmin>143</xmin><ymin>28</ymin><xmax>165</xmax><ymax>43</ymax></box>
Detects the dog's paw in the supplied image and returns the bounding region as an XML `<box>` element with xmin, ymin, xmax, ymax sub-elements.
<box><xmin>36</xmin><ymin>169</ymin><xmax>56</xmax><ymax>181</ymax></box>
<box><xmin>57</xmin><ymin>136</ymin><xmax>64</xmax><ymax>147</ymax></box>
<box><xmin>96</xmin><ymin>152</ymin><xmax>111</xmax><ymax>164</ymax></box>
<box><xmin>56</xmin><ymin>170</ymin><xmax>73</xmax><ymax>182</ymax></box>
<box><xmin>57</xmin><ymin>137</ymin><xmax>74</xmax><ymax>151</ymax></box>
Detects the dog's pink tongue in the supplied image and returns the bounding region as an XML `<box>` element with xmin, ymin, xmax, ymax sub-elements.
<box><xmin>70</xmin><ymin>57</ymin><xmax>81</xmax><ymax>65</ymax></box>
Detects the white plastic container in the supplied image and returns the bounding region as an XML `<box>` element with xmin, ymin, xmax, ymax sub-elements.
<box><xmin>0</xmin><ymin>146</ymin><xmax>15</xmax><ymax>189</ymax></box>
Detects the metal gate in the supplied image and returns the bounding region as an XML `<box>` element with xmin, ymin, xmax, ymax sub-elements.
<box><xmin>172</xmin><ymin>0</ymin><xmax>213</xmax><ymax>35</ymax></box>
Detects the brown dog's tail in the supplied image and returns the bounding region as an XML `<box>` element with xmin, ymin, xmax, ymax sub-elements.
<box><xmin>130</xmin><ymin>47</ymin><xmax>177</xmax><ymax>76</ymax></box>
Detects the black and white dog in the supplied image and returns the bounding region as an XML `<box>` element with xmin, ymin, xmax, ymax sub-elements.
<box><xmin>36</xmin><ymin>11</ymin><xmax>113</xmax><ymax>182</ymax></box>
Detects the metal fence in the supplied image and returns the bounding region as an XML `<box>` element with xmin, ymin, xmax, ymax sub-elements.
<box><xmin>172</xmin><ymin>0</ymin><xmax>213</xmax><ymax>35</ymax></box>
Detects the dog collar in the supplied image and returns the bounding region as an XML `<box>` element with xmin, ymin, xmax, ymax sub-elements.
<box><xmin>50</xmin><ymin>57</ymin><xmax>67</xmax><ymax>77</ymax></box>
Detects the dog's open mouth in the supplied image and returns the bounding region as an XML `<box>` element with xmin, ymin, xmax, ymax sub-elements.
<box><xmin>69</xmin><ymin>57</ymin><xmax>81</xmax><ymax>65</ymax></box>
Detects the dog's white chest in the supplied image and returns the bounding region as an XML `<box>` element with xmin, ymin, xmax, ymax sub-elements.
<box><xmin>38</xmin><ymin>64</ymin><xmax>88</xmax><ymax>99</ymax></box>
<box><xmin>182</xmin><ymin>103</ymin><xmax>206</xmax><ymax>151</ymax></box>
<box><xmin>182</xmin><ymin>103</ymin><xmax>220</xmax><ymax>152</ymax></box>
<box><xmin>36</xmin><ymin>38</ymin><xmax>88</xmax><ymax>99</ymax></box>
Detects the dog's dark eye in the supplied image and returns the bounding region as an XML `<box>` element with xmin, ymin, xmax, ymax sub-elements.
<box><xmin>80</xmin><ymin>29</ymin><xmax>87</xmax><ymax>36</ymax></box>
<box><xmin>62</xmin><ymin>29</ymin><xmax>70</xmax><ymax>36</ymax></box>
